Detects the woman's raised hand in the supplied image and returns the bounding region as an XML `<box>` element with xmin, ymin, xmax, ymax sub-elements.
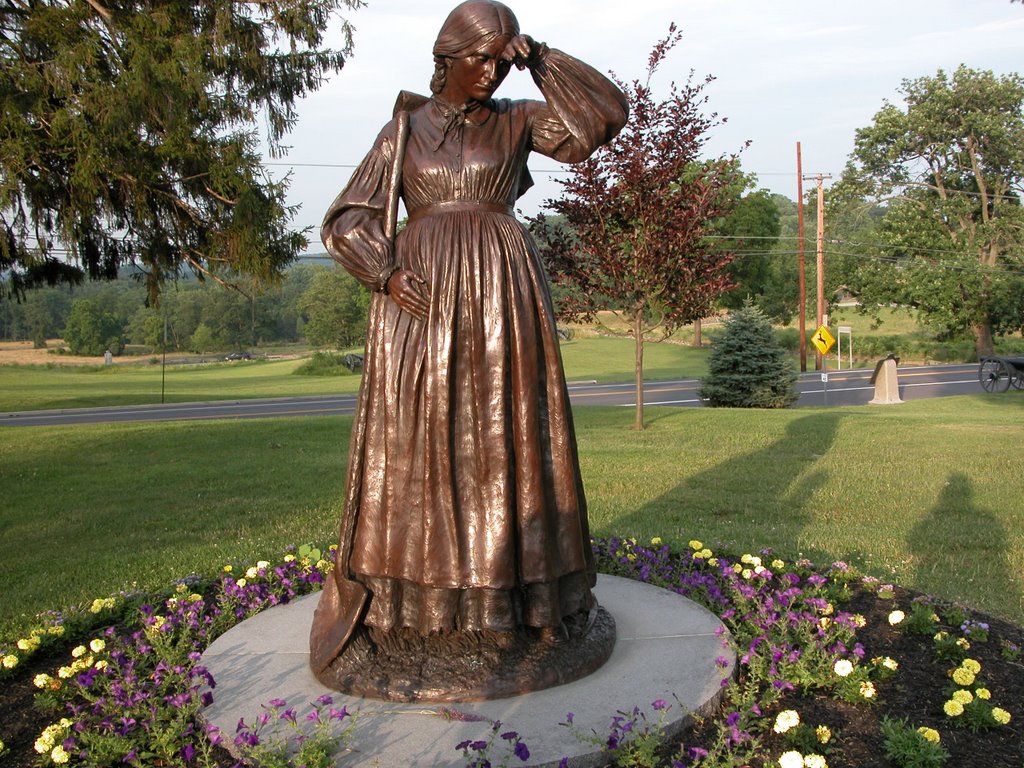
<box><xmin>387</xmin><ymin>268</ymin><xmax>430</xmax><ymax>320</ymax></box>
<box><xmin>502</xmin><ymin>34</ymin><xmax>546</xmax><ymax>70</ymax></box>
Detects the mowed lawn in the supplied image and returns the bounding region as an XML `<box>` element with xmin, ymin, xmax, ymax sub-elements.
<box><xmin>0</xmin><ymin>336</ymin><xmax>709</xmax><ymax>412</ymax></box>
<box><xmin>2</xmin><ymin>394</ymin><xmax>1022</xmax><ymax>641</ymax></box>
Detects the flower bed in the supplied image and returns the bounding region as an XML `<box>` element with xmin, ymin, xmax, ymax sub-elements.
<box><xmin>1</xmin><ymin>539</ymin><xmax>1021</xmax><ymax>767</ymax></box>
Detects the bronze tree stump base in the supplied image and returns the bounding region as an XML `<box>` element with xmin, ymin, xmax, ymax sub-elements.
<box><xmin>312</xmin><ymin>607</ymin><xmax>616</xmax><ymax>702</ymax></box>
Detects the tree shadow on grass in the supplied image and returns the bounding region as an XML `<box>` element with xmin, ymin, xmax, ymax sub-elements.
<box><xmin>908</xmin><ymin>472</ymin><xmax>1018</xmax><ymax>617</ymax></box>
<box><xmin>610</xmin><ymin>412</ymin><xmax>844</xmax><ymax>555</ymax></box>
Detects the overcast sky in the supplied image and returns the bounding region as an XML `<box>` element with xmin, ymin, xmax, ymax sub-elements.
<box><xmin>273</xmin><ymin>0</ymin><xmax>1024</xmax><ymax>247</ymax></box>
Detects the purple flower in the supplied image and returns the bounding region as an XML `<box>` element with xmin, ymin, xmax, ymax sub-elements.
<box><xmin>268</xmin><ymin>697</ymin><xmax>287</xmax><ymax>708</ymax></box>
<box><xmin>652</xmin><ymin>698</ymin><xmax>669</xmax><ymax>710</ymax></box>
<box><xmin>329</xmin><ymin>706</ymin><xmax>349</xmax><ymax>722</ymax></box>
<box><xmin>501</xmin><ymin>730</ymin><xmax>518</xmax><ymax>741</ymax></box>
<box><xmin>180</xmin><ymin>743</ymin><xmax>196</xmax><ymax>762</ymax></box>
<box><xmin>316</xmin><ymin>693</ymin><xmax>333</xmax><ymax>706</ymax></box>
<box><xmin>514</xmin><ymin>740</ymin><xmax>530</xmax><ymax>761</ymax></box>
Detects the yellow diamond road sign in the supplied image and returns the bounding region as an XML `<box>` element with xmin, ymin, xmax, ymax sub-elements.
<box><xmin>812</xmin><ymin>325</ymin><xmax>836</xmax><ymax>355</ymax></box>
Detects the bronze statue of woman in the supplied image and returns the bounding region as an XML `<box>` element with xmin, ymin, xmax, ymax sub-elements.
<box><xmin>310</xmin><ymin>0</ymin><xmax>628</xmax><ymax>701</ymax></box>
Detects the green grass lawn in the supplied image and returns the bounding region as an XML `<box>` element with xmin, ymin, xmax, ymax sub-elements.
<box><xmin>0</xmin><ymin>358</ymin><xmax>364</xmax><ymax>412</ymax></box>
<box><xmin>2</xmin><ymin>394</ymin><xmax>1022</xmax><ymax>642</ymax></box>
<box><xmin>0</xmin><ymin>337</ymin><xmax>709</xmax><ymax>412</ymax></box>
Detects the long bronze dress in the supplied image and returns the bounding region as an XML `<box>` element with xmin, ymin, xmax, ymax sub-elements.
<box><xmin>317</xmin><ymin>49</ymin><xmax>627</xmax><ymax>639</ymax></box>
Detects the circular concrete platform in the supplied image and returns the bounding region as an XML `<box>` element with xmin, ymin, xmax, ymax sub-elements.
<box><xmin>199</xmin><ymin>574</ymin><xmax>735</xmax><ymax>767</ymax></box>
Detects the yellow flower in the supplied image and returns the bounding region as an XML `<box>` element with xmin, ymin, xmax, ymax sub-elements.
<box><xmin>952</xmin><ymin>689</ymin><xmax>973</xmax><ymax>705</ymax></box>
<box><xmin>975</xmin><ymin>688</ymin><xmax>991</xmax><ymax>700</ymax></box>
<box><xmin>223</xmin><ymin>564</ymin><xmax>233</xmax><ymax>573</ymax></box>
<box><xmin>57</xmin><ymin>666</ymin><xmax>74</xmax><ymax>679</ymax></box>
<box><xmin>94</xmin><ymin>660</ymin><xmax>108</xmax><ymax>671</ymax></box>
<box><xmin>852</xmin><ymin>614</ymin><xmax>867</xmax><ymax>628</ymax></box>
<box><xmin>34</xmin><ymin>736</ymin><xmax>52</xmax><ymax>754</ymax></box>
<box><xmin>692</xmin><ymin>550</ymin><xmax>707</xmax><ymax>560</ymax></box>
<box><xmin>819</xmin><ymin>617</ymin><xmax>832</xmax><ymax>630</ymax></box>
<box><xmin>821</xmin><ymin>602</ymin><xmax>834</xmax><ymax>616</ymax></box>
<box><xmin>256</xmin><ymin>560</ymin><xmax>270</xmax><ymax>569</ymax></box>
<box><xmin>991</xmin><ymin>708</ymin><xmax>1011</xmax><ymax>725</ymax></box>
<box><xmin>916</xmin><ymin>726</ymin><xmax>940</xmax><ymax>743</ymax></box>
<box><xmin>772</xmin><ymin>559</ymin><xmax>785</xmax><ymax>570</ymax></box>
<box><xmin>89</xmin><ymin>638</ymin><xmax>105</xmax><ymax>654</ymax></box>
<box><xmin>70</xmin><ymin>645</ymin><xmax>86</xmax><ymax>659</ymax></box>
<box><xmin>89</xmin><ymin>597</ymin><xmax>114</xmax><ymax>613</ymax></box>
<box><xmin>50</xmin><ymin>745</ymin><xmax>69</xmax><ymax>764</ymax></box>
<box><xmin>699</xmin><ymin>548</ymin><xmax>713</xmax><ymax>559</ymax></box>
<box><xmin>960</xmin><ymin>658</ymin><xmax>981</xmax><ymax>674</ymax></box>
<box><xmin>283</xmin><ymin>554</ymin><xmax>296</xmax><ymax>562</ymax></box>
<box><xmin>2</xmin><ymin>654</ymin><xmax>18</xmax><ymax>669</ymax></box>
<box><xmin>741</xmin><ymin>569</ymin><xmax>753</xmax><ymax>580</ymax></box>
<box><xmin>688</xmin><ymin>539</ymin><xmax>703</xmax><ymax>550</ymax></box>
<box><xmin>943</xmin><ymin>700</ymin><xmax>964</xmax><ymax>717</ymax></box>
<box><xmin>833</xmin><ymin>659</ymin><xmax>853</xmax><ymax>677</ymax></box>
<box><xmin>860</xmin><ymin>681</ymin><xmax>876</xmax><ymax>699</ymax></box>
<box><xmin>175</xmin><ymin>583</ymin><xmax>187</xmax><ymax>594</ymax></box>
<box><xmin>650</xmin><ymin>537</ymin><xmax>663</xmax><ymax>546</ymax></box>
<box><xmin>733</xmin><ymin>563</ymin><xmax>743</xmax><ymax>574</ymax></box>
<box><xmin>316</xmin><ymin>559</ymin><xmax>330</xmax><ymax>571</ymax></box>
<box><xmin>17</xmin><ymin>636</ymin><xmax>40</xmax><ymax>651</ymax></box>
<box><xmin>48</xmin><ymin>625</ymin><xmax>65</xmax><ymax>637</ymax></box>
<box><xmin>778</xmin><ymin>751</ymin><xmax>804</xmax><ymax>768</ymax></box>
<box><xmin>888</xmin><ymin>610</ymin><xmax>905</xmax><ymax>625</ymax></box>
<box><xmin>626</xmin><ymin>553</ymin><xmax>637</xmax><ymax>562</ymax></box>
<box><xmin>741</xmin><ymin>553</ymin><xmax>762</xmax><ymax>567</ymax></box>
<box><xmin>773</xmin><ymin>709</ymin><xmax>800</xmax><ymax>734</ymax></box>
<box><xmin>815</xmin><ymin>724</ymin><xmax>832</xmax><ymax>744</ymax></box>
<box><xmin>956</xmin><ymin>638</ymin><xmax>971</xmax><ymax>650</ymax></box>
<box><xmin>235</xmin><ymin>578</ymin><xmax>247</xmax><ymax>588</ymax></box>
<box><xmin>951</xmin><ymin>667</ymin><xmax>975</xmax><ymax>686</ymax></box>
<box><xmin>873</xmin><ymin>656</ymin><xmax>898</xmax><ymax>671</ymax></box>
<box><xmin>708</xmin><ymin>557</ymin><xmax>719</xmax><ymax>567</ymax></box>
<box><xmin>804</xmin><ymin>756</ymin><xmax>828</xmax><ymax>768</ymax></box>
<box><xmin>245</xmin><ymin>566</ymin><xmax>259</xmax><ymax>579</ymax></box>
<box><xmin>33</xmin><ymin>673</ymin><xmax>53</xmax><ymax>688</ymax></box>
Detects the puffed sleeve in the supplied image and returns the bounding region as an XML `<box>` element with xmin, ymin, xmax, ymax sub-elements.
<box><xmin>528</xmin><ymin>48</ymin><xmax>629</xmax><ymax>164</ymax></box>
<box><xmin>320</xmin><ymin>121</ymin><xmax>398</xmax><ymax>292</ymax></box>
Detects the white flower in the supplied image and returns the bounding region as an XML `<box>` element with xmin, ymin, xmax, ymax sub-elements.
<box><xmin>778</xmin><ymin>751</ymin><xmax>805</xmax><ymax>768</ymax></box>
<box><xmin>833</xmin><ymin>659</ymin><xmax>854</xmax><ymax>677</ymax></box>
<box><xmin>888</xmin><ymin>610</ymin><xmax>905</xmax><ymax>625</ymax></box>
<box><xmin>804</xmin><ymin>755</ymin><xmax>828</xmax><ymax>768</ymax></box>
<box><xmin>773</xmin><ymin>709</ymin><xmax>801</xmax><ymax>734</ymax></box>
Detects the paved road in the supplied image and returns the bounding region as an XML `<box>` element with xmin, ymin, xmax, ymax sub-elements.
<box><xmin>0</xmin><ymin>363</ymin><xmax>987</xmax><ymax>427</ymax></box>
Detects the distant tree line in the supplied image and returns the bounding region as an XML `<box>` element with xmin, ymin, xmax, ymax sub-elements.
<box><xmin>0</xmin><ymin>262</ymin><xmax>369</xmax><ymax>357</ymax></box>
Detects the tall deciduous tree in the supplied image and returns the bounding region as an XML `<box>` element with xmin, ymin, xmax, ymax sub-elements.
<box><xmin>531</xmin><ymin>27</ymin><xmax>742</xmax><ymax>429</ymax></box>
<box><xmin>1</xmin><ymin>0</ymin><xmax>360</xmax><ymax>302</ymax></box>
<box><xmin>298</xmin><ymin>266</ymin><xmax>369</xmax><ymax>350</ymax></box>
<box><xmin>832</xmin><ymin>65</ymin><xmax>1024</xmax><ymax>356</ymax></box>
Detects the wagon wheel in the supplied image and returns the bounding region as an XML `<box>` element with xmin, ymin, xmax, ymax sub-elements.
<box><xmin>1011</xmin><ymin>368</ymin><xmax>1024</xmax><ymax>391</ymax></box>
<box><xmin>979</xmin><ymin>358</ymin><xmax>1011</xmax><ymax>393</ymax></box>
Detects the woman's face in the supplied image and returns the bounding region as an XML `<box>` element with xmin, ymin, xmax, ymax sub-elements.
<box><xmin>445</xmin><ymin>35</ymin><xmax>512</xmax><ymax>103</ymax></box>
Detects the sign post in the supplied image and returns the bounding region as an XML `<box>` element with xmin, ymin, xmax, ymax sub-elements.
<box><xmin>811</xmin><ymin>326</ymin><xmax>836</xmax><ymax>405</ymax></box>
<box><xmin>837</xmin><ymin>326</ymin><xmax>852</xmax><ymax>369</ymax></box>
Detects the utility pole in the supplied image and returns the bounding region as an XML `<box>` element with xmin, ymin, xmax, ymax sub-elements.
<box><xmin>801</xmin><ymin>171</ymin><xmax>831</xmax><ymax>369</ymax></box>
<box><xmin>796</xmin><ymin>143</ymin><xmax>806</xmax><ymax>372</ymax></box>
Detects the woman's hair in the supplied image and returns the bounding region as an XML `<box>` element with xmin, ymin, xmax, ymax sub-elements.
<box><xmin>430</xmin><ymin>0</ymin><xmax>520</xmax><ymax>95</ymax></box>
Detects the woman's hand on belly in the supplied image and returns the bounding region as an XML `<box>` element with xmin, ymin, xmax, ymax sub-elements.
<box><xmin>387</xmin><ymin>268</ymin><xmax>431</xmax><ymax>320</ymax></box>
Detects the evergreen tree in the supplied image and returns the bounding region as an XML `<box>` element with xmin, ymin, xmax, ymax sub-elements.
<box><xmin>1</xmin><ymin>0</ymin><xmax>360</xmax><ymax>302</ymax></box>
<box><xmin>700</xmin><ymin>303</ymin><xmax>798</xmax><ymax>408</ymax></box>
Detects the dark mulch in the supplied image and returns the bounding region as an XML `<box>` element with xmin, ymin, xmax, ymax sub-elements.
<box><xmin>2</xmin><ymin>583</ymin><xmax>1022</xmax><ymax>767</ymax></box>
